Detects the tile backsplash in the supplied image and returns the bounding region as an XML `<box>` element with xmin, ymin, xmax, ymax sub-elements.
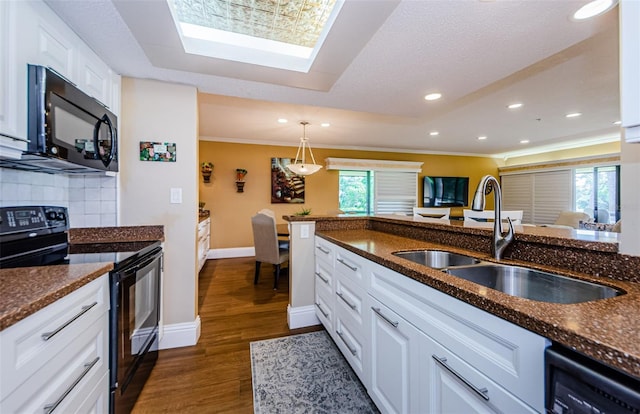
<box><xmin>0</xmin><ymin>167</ymin><xmax>118</xmax><ymax>228</ymax></box>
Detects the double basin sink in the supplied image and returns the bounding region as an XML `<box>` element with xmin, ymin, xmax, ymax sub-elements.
<box><xmin>392</xmin><ymin>250</ymin><xmax>623</xmax><ymax>304</ymax></box>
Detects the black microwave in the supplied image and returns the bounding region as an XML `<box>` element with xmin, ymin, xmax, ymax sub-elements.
<box><xmin>25</xmin><ymin>64</ymin><xmax>118</xmax><ymax>173</ymax></box>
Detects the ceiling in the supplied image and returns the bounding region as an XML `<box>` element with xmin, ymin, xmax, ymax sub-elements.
<box><xmin>45</xmin><ymin>0</ymin><xmax>621</xmax><ymax>158</ymax></box>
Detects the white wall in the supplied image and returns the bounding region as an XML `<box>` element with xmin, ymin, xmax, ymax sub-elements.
<box><xmin>119</xmin><ymin>78</ymin><xmax>199</xmax><ymax>343</ymax></box>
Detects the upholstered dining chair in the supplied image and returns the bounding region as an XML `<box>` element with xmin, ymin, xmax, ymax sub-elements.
<box><xmin>256</xmin><ymin>208</ymin><xmax>289</xmax><ymax>249</ymax></box>
<box><xmin>251</xmin><ymin>212</ymin><xmax>289</xmax><ymax>290</ymax></box>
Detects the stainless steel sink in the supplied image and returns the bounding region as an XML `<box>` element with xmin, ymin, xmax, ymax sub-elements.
<box><xmin>444</xmin><ymin>264</ymin><xmax>623</xmax><ymax>304</ymax></box>
<box><xmin>393</xmin><ymin>250</ymin><xmax>481</xmax><ymax>269</ymax></box>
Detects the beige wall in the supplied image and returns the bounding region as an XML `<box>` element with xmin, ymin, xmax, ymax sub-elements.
<box><xmin>199</xmin><ymin>141</ymin><xmax>500</xmax><ymax>249</ymax></box>
<box><xmin>120</xmin><ymin>78</ymin><xmax>199</xmax><ymax>326</ymax></box>
<box><xmin>501</xmin><ymin>141</ymin><xmax>621</xmax><ymax>166</ymax></box>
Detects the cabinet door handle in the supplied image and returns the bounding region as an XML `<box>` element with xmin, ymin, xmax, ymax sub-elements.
<box><xmin>336</xmin><ymin>330</ymin><xmax>357</xmax><ymax>356</ymax></box>
<box><xmin>41</xmin><ymin>302</ymin><xmax>98</xmax><ymax>341</ymax></box>
<box><xmin>432</xmin><ymin>355</ymin><xmax>489</xmax><ymax>401</ymax></box>
<box><xmin>371</xmin><ymin>307</ymin><xmax>399</xmax><ymax>328</ymax></box>
<box><xmin>315</xmin><ymin>272</ymin><xmax>329</xmax><ymax>284</ymax></box>
<box><xmin>0</xmin><ymin>132</ymin><xmax>29</xmax><ymax>143</ymax></box>
<box><xmin>43</xmin><ymin>356</ymin><xmax>100</xmax><ymax>413</ymax></box>
<box><xmin>337</xmin><ymin>258</ymin><xmax>358</xmax><ymax>272</ymax></box>
<box><xmin>316</xmin><ymin>245</ymin><xmax>330</xmax><ymax>254</ymax></box>
<box><xmin>315</xmin><ymin>302</ymin><xmax>329</xmax><ymax>318</ymax></box>
<box><xmin>336</xmin><ymin>292</ymin><xmax>357</xmax><ymax>310</ymax></box>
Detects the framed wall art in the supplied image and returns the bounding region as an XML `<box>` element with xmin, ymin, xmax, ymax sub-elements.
<box><xmin>271</xmin><ymin>157</ymin><xmax>304</xmax><ymax>204</ymax></box>
<box><xmin>140</xmin><ymin>141</ymin><xmax>177</xmax><ymax>162</ymax></box>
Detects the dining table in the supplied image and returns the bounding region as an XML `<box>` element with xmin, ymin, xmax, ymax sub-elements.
<box><xmin>276</xmin><ymin>223</ymin><xmax>289</xmax><ymax>237</ymax></box>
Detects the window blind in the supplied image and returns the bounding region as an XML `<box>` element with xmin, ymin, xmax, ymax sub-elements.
<box><xmin>501</xmin><ymin>170</ymin><xmax>572</xmax><ymax>225</ymax></box>
<box><xmin>374</xmin><ymin>171</ymin><xmax>418</xmax><ymax>215</ymax></box>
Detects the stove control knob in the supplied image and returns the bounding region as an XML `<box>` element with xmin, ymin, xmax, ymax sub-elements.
<box><xmin>46</xmin><ymin>211</ymin><xmax>58</xmax><ymax>220</ymax></box>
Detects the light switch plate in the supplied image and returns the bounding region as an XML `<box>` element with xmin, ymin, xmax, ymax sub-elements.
<box><xmin>170</xmin><ymin>188</ymin><xmax>182</xmax><ymax>204</ymax></box>
<box><xmin>300</xmin><ymin>224</ymin><xmax>309</xmax><ymax>238</ymax></box>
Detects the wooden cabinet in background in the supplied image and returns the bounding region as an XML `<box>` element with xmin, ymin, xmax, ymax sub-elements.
<box><xmin>198</xmin><ymin>217</ymin><xmax>210</xmax><ymax>272</ymax></box>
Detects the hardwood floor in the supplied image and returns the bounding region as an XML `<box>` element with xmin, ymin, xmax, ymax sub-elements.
<box><xmin>132</xmin><ymin>257</ymin><xmax>321</xmax><ymax>414</ymax></box>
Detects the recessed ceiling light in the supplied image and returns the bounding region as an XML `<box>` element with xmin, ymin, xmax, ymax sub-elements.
<box><xmin>507</xmin><ymin>103</ymin><xmax>523</xmax><ymax>109</ymax></box>
<box><xmin>566</xmin><ymin>112</ymin><xmax>582</xmax><ymax>118</ymax></box>
<box><xmin>429</xmin><ymin>131</ymin><xmax>439</xmax><ymax>136</ymax></box>
<box><xmin>424</xmin><ymin>93</ymin><xmax>442</xmax><ymax>101</ymax></box>
<box><xmin>320</xmin><ymin>123</ymin><xmax>331</xmax><ymax>127</ymax></box>
<box><xmin>573</xmin><ymin>0</ymin><xmax>617</xmax><ymax>20</ymax></box>
<box><xmin>520</xmin><ymin>139</ymin><xmax>530</xmax><ymax>144</ymax></box>
<box><xmin>278</xmin><ymin>118</ymin><xmax>288</xmax><ymax>123</ymax></box>
<box><xmin>613</xmin><ymin>120</ymin><xmax>622</xmax><ymax>125</ymax></box>
<box><xmin>477</xmin><ymin>136</ymin><xmax>487</xmax><ymax>140</ymax></box>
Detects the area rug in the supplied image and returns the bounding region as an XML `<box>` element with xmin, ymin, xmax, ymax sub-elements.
<box><xmin>250</xmin><ymin>330</ymin><xmax>379</xmax><ymax>414</ymax></box>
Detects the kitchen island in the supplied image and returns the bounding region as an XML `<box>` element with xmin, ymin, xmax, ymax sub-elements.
<box><xmin>284</xmin><ymin>214</ymin><xmax>640</xmax><ymax>380</ymax></box>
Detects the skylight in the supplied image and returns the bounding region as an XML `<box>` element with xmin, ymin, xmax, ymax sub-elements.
<box><xmin>168</xmin><ymin>0</ymin><xmax>342</xmax><ymax>72</ymax></box>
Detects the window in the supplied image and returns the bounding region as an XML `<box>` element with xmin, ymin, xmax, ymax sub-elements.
<box><xmin>339</xmin><ymin>170</ymin><xmax>373</xmax><ymax>214</ymax></box>
<box><xmin>574</xmin><ymin>166</ymin><xmax>620</xmax><ymax>223</ymax></box>
<box><xmin>338</xmin><ymin>170</ymin><xmax>418</xmax><ymax>215</ymax></box>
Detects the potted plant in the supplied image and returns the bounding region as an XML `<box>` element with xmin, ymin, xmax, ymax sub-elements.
<box><xmin>201</xmin><ymin>162</ymin><xmax>214</xmax><ymax>183</ymax></box>
<box><xmin>236</xmin><ymin>168</ymin><xmax>248</xmax><ymax>181</ymax></box>
<box><xmin>235</xmin><ymin>168</ymin><xmax>248</xmax><ymax>192</ymax></box>
<box><xmin>295</xmin><ymin>207</ymin><xmax>312</xmax><ymax>216</ymax></box>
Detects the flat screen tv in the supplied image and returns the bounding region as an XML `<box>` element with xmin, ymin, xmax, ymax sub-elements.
<box><xmin>423</xmin><ymin>176</ymin><xmax>469</xmax><ymax>207</ymax></box>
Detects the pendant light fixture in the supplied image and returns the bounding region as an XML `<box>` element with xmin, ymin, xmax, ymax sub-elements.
<box><xmin>286</xmin><ymin>121</ymin><xmax>323</xmax><ymax>176</ymax></box>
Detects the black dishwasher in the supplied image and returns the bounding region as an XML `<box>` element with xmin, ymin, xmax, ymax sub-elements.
<box><xmin>545</xmin><ymin>344</ymin><xmax>640</xmax><ymax>414</ymax></box>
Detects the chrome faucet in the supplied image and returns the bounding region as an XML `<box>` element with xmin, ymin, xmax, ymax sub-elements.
<box><xmin>471</xmin><ymin>175</ymin><xmax>514</xmax><ymax>260</ymax></box>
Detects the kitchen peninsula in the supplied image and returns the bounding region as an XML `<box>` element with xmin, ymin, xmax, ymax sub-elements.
<box><xmin>284</xmin><ymin>214</ymin><xmax>640</xmax><ymax>381</ymax></box>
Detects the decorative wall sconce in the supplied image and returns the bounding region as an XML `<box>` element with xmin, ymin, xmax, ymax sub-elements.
<box><xmin>201</xmin><ymin>162</ymin><xmax>213</xmax><ymax>183</ymax></box>
<box><xmin>236</xmin><ymin>168</ymin><xmax>247</xmax><ymax>192</ymax></box>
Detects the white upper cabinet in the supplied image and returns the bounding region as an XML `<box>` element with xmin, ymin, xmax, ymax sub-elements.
<box><xmin>620</xmin><ymin>0</ymin><xmax>640</xmax><ymax>142</ymax></box>
<box><xmin>0</xmin><ymin>1</ymin><xmax>120</xmax><ymax>159</ymax></box>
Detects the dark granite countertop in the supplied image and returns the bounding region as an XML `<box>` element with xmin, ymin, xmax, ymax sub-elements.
<box><xmin>69</xmin><ymin>225</ymin><xmax>164</xmax><ymax>244</ymax></box>
<box><xmin>0</xmin><ymin>262</ymin><xmax>113</xmax><ymax>331</ymax></box>
<box><xmin>315</xmin><ymin>226</ymin><xmax>640</xmax><ymax>380</ymax></box>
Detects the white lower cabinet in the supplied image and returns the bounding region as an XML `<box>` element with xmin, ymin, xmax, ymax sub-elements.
<box><xmin>314</xmin><ymin>238</ymin><xmax>549</xmax><ymax>414</ymax></box>
<box><xmin>427</xmin><ymin>336</ymin><xmax>537</xmax><ymax>414</ymax></box>
<box><xmin>369</xmin><ymin>297</ymin><xmax>423</xmax><ymax>414</ymax></box>
<box><xmin>0</xmin><ymin>274</ymin><xmax>110</xmax><ymax>414</ymax></box>
<box><xmin>197</xmin><ymin>217</ymin><xmax>210</xmax><ymax>272</ymax></box>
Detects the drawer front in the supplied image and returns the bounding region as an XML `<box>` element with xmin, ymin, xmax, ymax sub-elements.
<box><xmin>427</xmin><ymin>335</ymin><xmax>537</xmax><ymax>414</ymax></box>
<box><xmin>1</xmin><ymin>314</ymin><xmax>108</xmax><ymax>413</ymax></box>
<box><xmin>315</xmin><ymin>259</ymin><xmax>334</xmax><ymax>298</ymax></box>
<box><xmin>368</xmin><ymin>262</ymin><xmax>547</xmax><ymax>411</ymax></box>
<box><xmin>335</xmin><ymin>315</ymin><xmax>366</xmax><ymax>382</ymax></box>
<box><xmin>335</xmin><ymin>275</ymin><xmax>365</xmax><ymax>331</ymax></box>
<box><xmin>314</xmin><ymin>291</ymin><xmax>334</xmax><ymax>333</ymax></box>
<box><xmin>315</xmin><ymin>236</ymin><xmax>335</xmax><ymax>266</ymax></box>
<box><xmin>335</xmin><ymin>247</ymin><xmax>366</xmax><ymax>284</ymax></box>
<box><xmin>0</xmin><ymin>275</ymin><xmax>109</xmax><ymax>397</ymax></box>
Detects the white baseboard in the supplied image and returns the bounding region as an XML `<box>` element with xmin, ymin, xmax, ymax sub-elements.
<box><xmin>287</xmin><ymin>304</ymin><xmax>321</xmax><ymax>329</ymax></box>
<box><xmin>208</xmin><ymin>247</ymin><xmax>254</xmax><ymax>259</ymax></box>
<box><xmin>158</xmin><ymin>316</ymin><xmax>201</xmax><ymax>349</ymax></box>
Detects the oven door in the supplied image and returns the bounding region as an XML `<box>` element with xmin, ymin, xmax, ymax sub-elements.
<box><xmin>111</xmin><ymin>249</ymin><xmax>162</xmax><ymax>414</ymax></box>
